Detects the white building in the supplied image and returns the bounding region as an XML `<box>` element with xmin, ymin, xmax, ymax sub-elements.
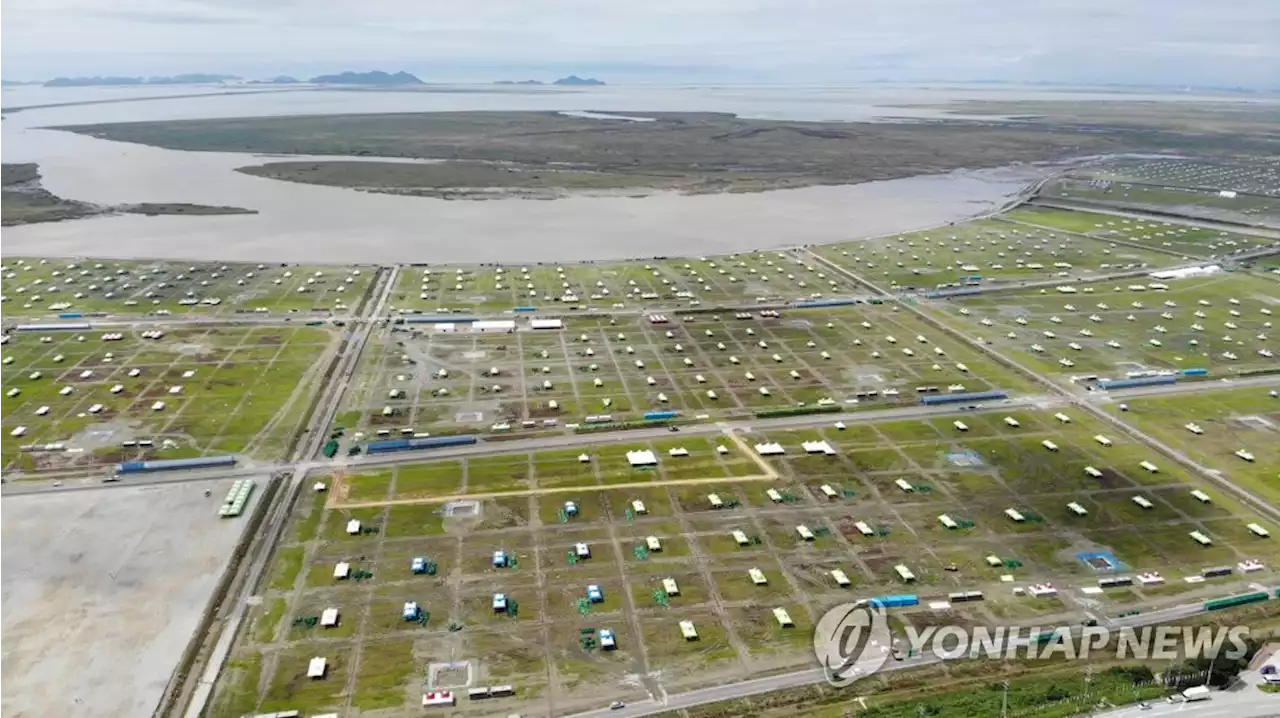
<box><xmin>307</xmin><ymin>657</ymin><xmax>327</xmax><ymax>679</ymax></box>
<box><xmin>473</xmin><ymin>320</ymin><xmax>515</xmax><ymax>332</ymax></box>
<box><xmin>626</xmin><ymin>450</ymin><xmax>657</xmax><ymax>467</ymax></box>
<box><xmin>801</xmin><ymin>440</ymin><xmax>836</xmax><ymax>455</ymax></box>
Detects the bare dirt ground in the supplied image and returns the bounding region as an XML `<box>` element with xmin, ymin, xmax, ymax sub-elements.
<box><xmin>1</xmin><ymin>478</ymin><xmax>255</xmax><ymax>718</ymax></box>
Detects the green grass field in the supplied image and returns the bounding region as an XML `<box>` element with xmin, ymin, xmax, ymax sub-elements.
<box><xmin>1</xmin><ymin>257</ymin><xmax>374</xmax><ymax>319</ymax></box>
<box><xmin>0</xmin><ymin>325</ymin><xmax>336</xmax><ymax>473</ymax></box>
<box><xmin>213</xmin><ymin>404</ymin><xmax>1277</xmax><ymax>715</ymax></box>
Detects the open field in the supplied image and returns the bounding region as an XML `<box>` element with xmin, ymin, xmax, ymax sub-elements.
<box><xmin>334</xmin><ymin>303</ymin><xmax>1031</xmax><ymax>438</ymax></box>
<box><xmin>211</xmin><ymin>407</ymin><xmax>1277</xmax><ymax>715</ymax></box>
<box><xmin>1</xmin><ymin>477</ymin><xmax>254</xmax><ymax>718</ymax></box>
<box><xmin>0</xmin><ymin>325</ymin><xmax>338</xmax><ymax>474</ymax></box>
<box><xmin>1084</xmin><ymin>157</ymin><xmax>1280</xmax><ymax>199</ymax></box>
<box><xmin>60</xmin><ymin>111</ymin><xmax>1169</xmax><ymax>198</ymax></box>
<box><xmin>1040</xmin><ymin>179</ymin><xmax>1280</xmax><ymax>227</ymax></box>
<box><xmin>388</xmin><ymin>250</ymin><xmax>864</xmax><ymax>315</ymax></box>
<box><xmin>810</xmin><ymin>217</ymin><xmax>1179</xmax><ymax>292</ymax></box>
<box><xmin>1005</xmin><ymin>206</ymin><xmax>1277</xmax><ymax>258</ymax></box>
<box><xmin>927</xmin><ymin>271</ymin><xmax>1278</xmax><ymax>382</ymax></box>
<box><xmin>1037</xmin><ymin>156</ymin><xmax>1280</xmax><ymax>226</ymax></box>
<box><xmin>1</xmin><ymin>256</ymin><xmax>374</xmax><ymax>319</ymax></box>
<box><xmin>1103</xmin><ymin>386</ymin><xmax>1280</xmax><ymax>508</ymax></box>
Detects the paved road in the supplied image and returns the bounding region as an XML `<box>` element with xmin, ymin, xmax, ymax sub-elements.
<box><xmin>1092</xmin><ymin>375</ymin><xmax>1280</xmax><ymax>401</ymax></box>
<box><xmin>1089</xmin><ymin>686</ymin><xmax>1280</xmax><ymax>718</ymax></box>
<box><xmin>181</xmin><ymin>266</ymin><xmax>401</xmax><ymax>718</ymax></box>
<box><xmin>560</xmin><ymin>609</ymin><xmax>1240</xmax><ymax>718</ymax></box>
<box><xmin>324</xmin><ymin>396</ymin><xmax>1048</xmax><ymax>470</ymax></box>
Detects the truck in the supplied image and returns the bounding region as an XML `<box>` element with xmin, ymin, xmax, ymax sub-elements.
<box><xmin>1181</xmin><ymin>685</ymin><xmax>1211</xmax><ymax>702</ymax></box>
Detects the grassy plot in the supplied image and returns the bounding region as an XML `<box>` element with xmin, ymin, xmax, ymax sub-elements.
<box><xmin>811</xmin><ymin>214</ymin><xmax>1175</xmax><ymax>291</ymax></box>
<box><xmin>1102</xmin><ymin>387</ymin><xmax>1280</xmax><ymax>508</ymax></box>
<box><xmin>0</xmin><ymin>255</ymin><xmax>372</xmax><ymax>317</ymax></box>
<box><xmin>0</xmin><ymin>325</ymin><xmax>336</xmax><ymax>473</ymax></box>
<box><xmin>337</xmin><ymin>302</ymin><xmax>1027</xmax><ymax>439</ymax></box>
<box><xmin>930</xmin><ymin>271</ymin><xmax>1277</xmax><ymax>381</ymax></box>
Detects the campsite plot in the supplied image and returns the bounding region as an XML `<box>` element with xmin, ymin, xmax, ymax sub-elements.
<box><xmin>214</xmin><ymin>407</ymin><xmax>1275</xmax><ymax>716</ymax></box>
<box><xmin>0</xmin><ymin>325</ymin><xmax>337</xmax><ymax>473</ymax></box>
<box><xmin>1</xmin><ymin>257</ymin><xmax>373</xmax><ymax>319</ymax></box>
<box><xmin>334</xmin><ymin>303</ymin><xmax>1023</xmax><ymax>441</ymax></box>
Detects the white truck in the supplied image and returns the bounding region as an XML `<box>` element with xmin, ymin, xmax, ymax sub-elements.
<box><xmin>1181</xmin><ymin>685</ymin><xmax>1211</xmax><ymax>702</ymax></box>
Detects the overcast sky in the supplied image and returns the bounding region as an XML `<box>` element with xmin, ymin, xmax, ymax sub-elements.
<box><xmin>4</xmin><ymin>0</ymin><xmax>1278</xmax><ymax>87</ymax></box>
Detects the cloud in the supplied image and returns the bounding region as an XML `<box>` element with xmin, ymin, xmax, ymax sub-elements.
<box><xmin>87</xmin><ymin>9</ymin><xmax>251</xmax><ymax>26</ymax></box>
<box><xmin>2</xmin><ymin>0</ymin><xmax>1277</xmax><ymax>86</ymax></box>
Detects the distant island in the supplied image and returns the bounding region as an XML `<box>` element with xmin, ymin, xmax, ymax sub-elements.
<box><xmin>44</xmin><ymin>74</ymin><xmax>239</xmax><ymax>87</ymax></box>
<box><xmin>494</xmin><ymin>76</ymin><xmax>605</xmax><ymax>86</ymax></box>
<box><xmin>308</xmin><ymin>71</ymin><xmax>423</xmax><ymax>86</ymax></box>
<box><xmin>553</xmin><ymin>76</ymin><xmax>605</xmax><ymax>86</ymax></box>
<box><xmin>248</xmin><ymin>76</ymin><xmax>301</xmax><ymax>85</ymax></box>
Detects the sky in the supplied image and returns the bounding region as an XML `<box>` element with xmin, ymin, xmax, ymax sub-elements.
<box><xmin>3</xmin><ymin>0</ymin><xmax>1278</xmax><ymax>87</ymax></box>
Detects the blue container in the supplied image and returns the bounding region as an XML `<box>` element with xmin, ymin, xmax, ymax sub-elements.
<box><xmin>404</xmin><ymin>315</ymin><xmax>480</xmax><ymax>324</ymax></box>
<box><xmin>369</xmin><ymin>435</ymin><xmax>479</xmax><ymax>454</ymax></box>
<box><xmin>871</xmin><ymin>594</ymin><xmax>919</xmax><ymax>608</ymax></box>
<box><xmin>920</xmin><ymin>391</ymin><xmax>1007</xmax><ymax>406</ymax></box>
<box><xmin>116</xmin><ymin>456</ymin><xmax>236</xmax><ymax>474</ymax></box>
<box><xmin>643</xmin><ymin>411</ymin><xmax>678</xmax><ymax>420</ymax></box>
<box><xmin>408</xmin><ymin>435</ymin><xmax>478</xmax><ymax>449</ymax></box>
<box><xmin>924</xmin><ymin>288</ymin><xmax>984</xmax><ymax>299</ymax></box>
<box><xmin>1181</xmin><ymin>368</ymin><xmax>1208</xmax><ymax>376</ymax></box>
<box><xmin>57</xmin><ymin>312</ymin><xmax>84</xmax><ymax>319</ymax></box>
<box><xmin>513</xmin><ymin>306</ymin><xmax>537</xmax><ymax>313</ymax></box>
<box><xmin>1097</xmin><ymin>375</ymin><xmax>1175</xmax><ymax>390</ymax></box>
<box><xmin>793</xmin><ymin>299</ymin><xmax>857</xmax><ymax>308</ymax></box>
<box><xmin>366</xmin><ymin>439</ymin><xmax>413</xmax><ymax>454</ymax></box>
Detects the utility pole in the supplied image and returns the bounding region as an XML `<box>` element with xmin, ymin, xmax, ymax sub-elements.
<box><xmin>1001</xmin><ymin>680</ymin><xmax>1010</xmax><ymax>718</ymax></box>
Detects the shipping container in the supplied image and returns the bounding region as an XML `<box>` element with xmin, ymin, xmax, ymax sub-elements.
<box><xmin>404</xmin><ymin>315</ymin><xmax>480</xmax><ymax>324</ymax></box>
<box><xmin>920</xmin><ymin>390</ymin><xmax>1007</xmax><ymax>406</ymax></box>
<box><xmin>14</xmin><ymin>323</ymin><xmax>92</xmax><ymax>331</ymax></box>
<box><xmin>1204</xmin><ymin>591</ymin><xmax>1268</xmax><ymax>611</ymax></box>
<box><xmin>870</xmin><ymin>594</ymin><xmax>919</xmax><ymax>608</ymax></box>
<box><xmin>365</xmin><ymin>435</ymin><xmax>479</xmax><ymax>454</ymax></box>
<box><xmin>1097</xmin><ymin>375</ymin><xmax>1176</xmax><ymax>390</ymax></box>
<box><xmin>116</xmin><ymin>455</ymin><xmax>236</xmax><ymax>474</ymax></box>
<box><xmin>792</xmin><ymin>299</ymin><xmax>858</xmax><ymax>308</ymax></box>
